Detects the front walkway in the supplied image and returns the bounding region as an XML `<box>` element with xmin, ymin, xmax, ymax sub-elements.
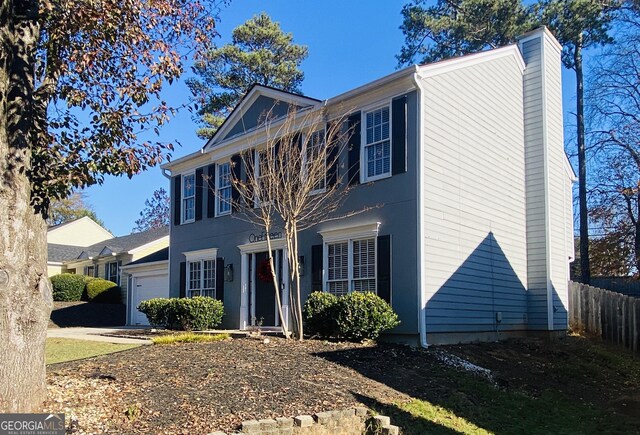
<box><xmin>47</xmin><ymin>326</ymin><xmax>151</xmax><ymax>345</ymax></box>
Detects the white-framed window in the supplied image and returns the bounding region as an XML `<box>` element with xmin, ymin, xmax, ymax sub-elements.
<box><xmin>362</xmin><ymin>105</ymin><xmax>391</xmax><ymax>182</ymax></box>
<box><xmin>325</xmin><ymin>237</ymin><xmax>376</xmax><ymax>296</ymax></box>
<box><xmin>182</xmin><ymin>172</ymin><xmax>195</xmax><ymax>223</ymax></box>
<box><xmin>216</xmin><ymin>162</ymin><xmax>232</xmax><ymax>216</ymax></box>
<box><xmin>306</xmin><ymin>129</ymin><xmax>326</xmax><ymax>194</ymax></box>
<box><xmin>184</xmin><ymin>248</ymin><xmax>218</xmax><ymax>298</ymax></box>
<box><xmin>321</xmin><ymin>223</ymin><xmax>379</xmax><ymax>296</ymax></box>
<box><xmin>106</xmin><ymin>261</ymin><xmax>120</xmax><ymax>285</ymax></box>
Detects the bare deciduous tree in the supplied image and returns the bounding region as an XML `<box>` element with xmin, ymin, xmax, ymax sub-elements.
<box><xmin>587</xmin><ymin>13</ymin><xmax>640</xmax><ymax>274</ymax></box>
<box><xmin>226</xmin><ymin>107</ymin><xmax>357</xmax><ymax>339</ymax></box>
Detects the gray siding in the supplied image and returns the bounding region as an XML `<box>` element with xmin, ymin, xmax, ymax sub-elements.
<box><xmin>223</xmin><ymin>96</ymin><xmax>296</xmax><ymax>141</ymax></box>
<box><xmin>171</xmin><ymin>91</ymin><xmax>420</xmax><ymax>335</ymax></box>
<box><xmin>519</xmin><ymin>30</ymin><xmax>571</xmax><ymax>330</ymax></box>
<box><xmin>421</xmin><ymin>54</ymin><xmax>529</xmax><ymax>334</ymax></box>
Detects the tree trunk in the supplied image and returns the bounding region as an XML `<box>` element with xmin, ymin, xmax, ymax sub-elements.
<box><xmin>0</xmin><ymin>0</ymin><xmax>53</xmax><ymax>412</ymax></box>
<box><xmin>575</xmin><ymin>39</ymin><xmax>590</xmax><ymax>284</ymax></box>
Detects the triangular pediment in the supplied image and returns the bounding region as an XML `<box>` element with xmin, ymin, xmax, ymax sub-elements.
<box><xmin>204</xmin><ymin>85</ymin><xmax>320</xmax><ymax>150</ymax></box>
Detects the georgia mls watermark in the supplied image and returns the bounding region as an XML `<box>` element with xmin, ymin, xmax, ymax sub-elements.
<box><xmin>0</xmin><ymin>414</ymin><xmax>64</xmax><ymax>435</ymax></box>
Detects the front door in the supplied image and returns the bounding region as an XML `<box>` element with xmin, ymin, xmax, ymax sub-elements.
<box><xmin>250</xmin><ymin>250</ymin><xmax>283</xmax><ymax>327</ymax></box>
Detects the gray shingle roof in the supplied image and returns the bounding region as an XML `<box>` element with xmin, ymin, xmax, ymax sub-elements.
<box><xmin>48</xmin><ymin>244</ymin><xmax>85</xmax><ymax>263</ymax></box>
<box><xmin>47</xmin><ymin>226</ymin><xmax>169</xmax><ymax>263</ymax></box>
<box><xmin>82</xmin><ymin>226</ymin><xmax>169</xmax><ymax>258</ymax></box>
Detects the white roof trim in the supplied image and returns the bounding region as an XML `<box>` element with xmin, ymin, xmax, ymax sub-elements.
<box><xmin>326</xmin><ymin>65</ymin><xmax>418</xmax><ymax>107</ymax></box>
<box><xmin>319</xmin><ymin>222</ymin><xmax>381</xmax><ymax>243</ymax></box>
<box><xmin>183</xmin><ymin>247</ymin><xmax>218</xmax><ymax>261</ymax></box>
<box><xmin>238</xmin><ymin>237</ymin><xmax>287</xmax><ymax>253</ymax></box>
<box><xmin>121</xmin><ymin>259</ymin><xmax>169</xmax><ymax>271</ymax></box>
<box><xmin>418</xmin><ymin>45</ymin><xmax>525</xmax><ymax>79</ymax></box>
<box><xmin>204</xmin><ymin>86</ymin><xmax>320</xmax><ymax>151</ymax></box>
<box><xmin>564</xmin><ymin>154</ymin><xmax>577</xmax><ymax>182</ymax></box>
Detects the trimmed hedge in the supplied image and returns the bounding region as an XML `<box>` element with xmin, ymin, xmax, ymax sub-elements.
<box><xmin>303</xmin><ymin>291</ymin><xmax>338</xmax><ymax>338</ymax></box>
<box><xmin>86</xmin><ymin>278</ymin><xmax>121</xmax><ymax>304</ymax></box>
<box><xmin>302</xmin><ymin>291</ymin><xmax>399</xmax><ymax>341</ymax></box>
<box><xmin>138</xmin><ymin>297</ymin><xmax>224</xmax><ymax>331</ymax></box>
<box><xmin>50</xmin><ymin>273</ymin><xmax>87</xmax><ymax>301</ymax></box>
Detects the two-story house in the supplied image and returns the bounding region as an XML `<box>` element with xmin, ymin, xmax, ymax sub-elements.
<box><xmin>161</xmin><ymin>27</ymin><xmax>575</xmax><ymax>345</ymax></box>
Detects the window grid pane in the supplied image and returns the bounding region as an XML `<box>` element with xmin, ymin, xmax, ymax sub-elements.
<box><xmin>353</xmin><ymin>239</ymin><xmax>375</xmax><ymax>293</ymax></box>
<box><xmin>217</xmin><ymin>163</ymin><xmax>231</xmax><ymax>214</ymax></box>
<box><xmin>202</xmin><ymin>259</ymin><xmax>216</xmax><ymax>298</ymax></box>
<box><xmin>183</xmin><ymin>173</ymin><xmax>195</xmax><ymax>221</ymax></box>
<box><xmin>327</xmin><ymin>242</ymin><xmax>348</xmax><ymax>296</ymax></box>
<box><xmin>365</xmin><ymin>106</ymin><xmax>390</xmax><ymax>179</ymax></box>
<box><xmin>189</xmin><ymin>261</ymin><xmax>201</xmax><ymax>297</ymax></box>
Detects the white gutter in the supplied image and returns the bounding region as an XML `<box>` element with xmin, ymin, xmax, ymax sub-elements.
<box><xmin>411</xmin><ymin>72</ymin><xmax>428</xmax><ymax>348</ymax></box>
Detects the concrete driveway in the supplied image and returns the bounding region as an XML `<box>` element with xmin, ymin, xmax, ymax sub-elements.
<box><xmin>47</xmin><ymin>327</ymin><xmax>151</xmax><ymax>345</ymax></box>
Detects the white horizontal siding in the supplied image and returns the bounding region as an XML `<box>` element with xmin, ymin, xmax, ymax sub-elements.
<box><xmin>422</xmin><ymin>54</ymin><xmax>528</xmax><ymax>334</ymax></box>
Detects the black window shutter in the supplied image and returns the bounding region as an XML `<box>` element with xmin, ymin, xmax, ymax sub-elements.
<box><xmin>94</xmin><ymin>264</ymin><xmax>99</xmax><ymax>278</ymax></box>
<box><xmin>179</xmin><ymin>261</ymin><xmax>186</xmax><ymax>298</ymax></box>
<box><xmin>311</xmin><ymin>244</ymin><xmax>323</xmax><ymax>292</ymax></box>
<box><xmin>326</xmin><ymin>122</ymin><xmax>339</xmax><ymax>187</ymax></box>
<box><xmin>347</xmin><ymin>112</ymin><xmax>361</xmax><ymax>185</ymax></box>
<box><xmin>377</xmin><ymin>235</ymin><xmax>391</xmax><ymax>304</ymax></box>
<box><xmin>207</xmin><ymin>164</ymin><xmax>216</xmax><ymax>218</ymax></box>
<box><xmin>195</xmin><ymin>167</ymin><xmax>204</xmax><ymax>221</ymax></box>
<box><xmin>392</xmin><ymin>95</ymin><xmax>407</xmax><ymax>175</ymax></box>
<box><xmin>230</xmin><ymin>154</ymin><xmax>241</xmax><ymax>211</ymax></box>
<box><xmin>173</xmin><ymin>176</ymin><xmax>181</xmax><ymax>226</ymax></box>
<box><xmin>216</xmin><ymin>258</ymin><xmax>225</xmax><ymax>303</ymax></box>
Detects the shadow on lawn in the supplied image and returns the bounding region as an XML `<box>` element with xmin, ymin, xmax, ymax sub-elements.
<box><xmin>50</xmin><ymin>302</ymin><xmax>125</xmax><ymax>327</ymax></box>
<box><xmin>314</xmin><ymin>342</ymin><xmax>637</xmax><ymax>434</ymax></box>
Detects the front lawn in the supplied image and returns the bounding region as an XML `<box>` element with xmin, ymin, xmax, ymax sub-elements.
<box><xmin>46</xmin><ymin>338</ymin><xmax>139</xmax><ymax>364</ymax></box>
<box><xmin>43</xmin><ymin>335</ymin><xmax>640</xmax><ymax>434</ymax></box>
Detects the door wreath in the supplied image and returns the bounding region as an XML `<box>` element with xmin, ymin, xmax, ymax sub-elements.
<box><xmin>257</xmin><ymin>258</ymin><xmax>274</xmax><ymax>283</ymax></box>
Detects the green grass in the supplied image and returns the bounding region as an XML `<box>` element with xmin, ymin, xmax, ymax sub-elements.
<box><xmin>151</xmin><ymin>332</ymin><xmax>230</xmax><ymax>345</ymax></box>
<box><xmin>46</xmin><ymin>338</ymin><xmax>139</xmax><ymax>365</ymax></box>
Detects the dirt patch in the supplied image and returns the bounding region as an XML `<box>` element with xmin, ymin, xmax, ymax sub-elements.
<box><xmin>50</xmin><ymin>301</ymin><xmax>125</xmax><ymax>328</ymax></box>
<box><xmin>445</xmin><ymin>335</ymin><xmax>640</xmax><ymax>419</ymax></box>
<box><xmin>43</xmin><ymin>335</ymin><xmax>640</xmax><ymax>434</ymax></box>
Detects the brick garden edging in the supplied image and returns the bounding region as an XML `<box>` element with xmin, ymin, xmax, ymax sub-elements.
<box><xmin>208</xmin><ymin>407</ymin><xmax>400</xmax><ymax>435</ymax></box>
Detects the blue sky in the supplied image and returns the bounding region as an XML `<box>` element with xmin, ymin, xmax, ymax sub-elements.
<box><xmin>86</xmin><ymin>0</ymin><xmax>577</xmax><ymax>235</ymax></box>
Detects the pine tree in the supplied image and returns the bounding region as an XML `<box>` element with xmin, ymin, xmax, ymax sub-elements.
<box><xmin>187</xmin><ymin>13</ymin><xmax>308</xmax><ymax>139</ymax></box>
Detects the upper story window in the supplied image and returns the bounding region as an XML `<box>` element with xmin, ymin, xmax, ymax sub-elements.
<box><xmin>216</xmin><ymin>162</ymin><xmax>231</xmax><ymax>216</ymax></box>
<box><xmin>182</xmin><ymin>172</ymin><xmax>195</xmax><ymax>223</ymax></box>
<box><xmin>363</xmin><ymin>106</ymin><xmax>391</xmax><ymax>182</ymax></box>
<box><xmin>307</xmin><ymin>130</ymin><xmax>326</xmax><ymax>193</ymax></box>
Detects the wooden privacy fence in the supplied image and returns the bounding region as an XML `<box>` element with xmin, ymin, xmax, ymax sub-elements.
<box><xmin>569</xmin><ymin>281</ymin><xmax>640</xmax><ymax>354</ymax></box>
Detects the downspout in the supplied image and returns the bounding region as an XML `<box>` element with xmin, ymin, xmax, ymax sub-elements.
<box><xmin>411</xmin><ymin>70</ymin><xmax>428</xmax><ymax>348</ymax></box>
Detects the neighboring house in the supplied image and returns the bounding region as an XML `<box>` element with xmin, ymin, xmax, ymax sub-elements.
<box><xmin>160</xmin><ymin>27</ymin><xmax>575</xmax><ymax>345</ymax></box>
<box><xmin>47</xmin><ymin>218</ymin><xmax>169</xmax><ymax>306</ymax></box>
<box><xmin>46</xmin><ymin>216</ymin><xmax>114</xmax><ymax>276</ymax></box>
<box><xmin>121</xmin><ymin>247</ymin><xmax>169</xmax><ymax>325</ymax></box>
<box><xmin>63</xmin><ymin>226</ymin><xmax>170</xmax><ymax>303</ymax></box>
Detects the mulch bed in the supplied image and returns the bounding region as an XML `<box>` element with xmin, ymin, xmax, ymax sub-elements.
<box><xmin>44</xmin><ymin>338</ymin><xmax>413</xmax><ymax>434</ymax></box>
<box><xmin>43</xmin><ymin>335</ymin><xmax>640</xmax><ymax>434</ymax></box>
<box><xmin>49</xmin><ymin>301</ymin><xmax>125</xmax><ymax>328</ymax></box>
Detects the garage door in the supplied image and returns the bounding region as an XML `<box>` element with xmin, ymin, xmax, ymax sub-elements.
<box><xmin>132</xmin><ymin>274</ymin><xmax>168</xmax><ymax>325</ymax></box>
